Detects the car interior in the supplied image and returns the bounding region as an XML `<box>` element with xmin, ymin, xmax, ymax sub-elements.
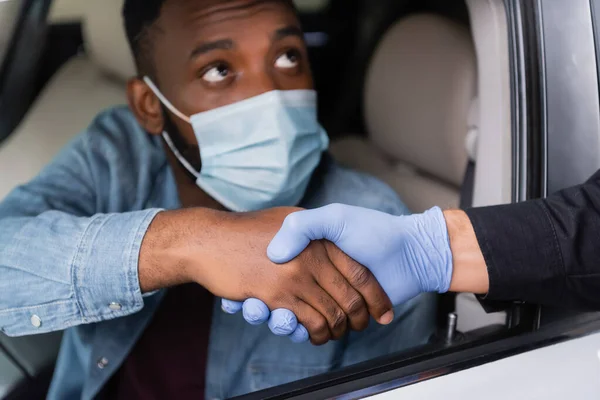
<box><xmin>0</xmin><ymin>0</ymin><xmax>513</xmax><ymax>398</ymax></box>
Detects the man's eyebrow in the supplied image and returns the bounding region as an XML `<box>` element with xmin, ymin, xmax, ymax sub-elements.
<box><xmin>190</xmin><ymin>39</ymin><xmax>234</xmax><ymax>59</ymax></box>
<box><xmin>273</xmin><ymin>26</ymin><xmax>304</xmax><ymax>41</ymax></box>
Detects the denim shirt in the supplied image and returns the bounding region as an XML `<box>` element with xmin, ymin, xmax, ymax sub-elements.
<box><xmin>0</xmin><ymin>107</ymin><xmax>435</xmax><ymax>399</ymax></box>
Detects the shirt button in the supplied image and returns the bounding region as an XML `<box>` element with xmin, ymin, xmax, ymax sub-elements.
<box><xmin>97</xmin><ymin>357</ymin><xmax>109</xmax><ymax>369</ymax></box>
<box><xmin>30</xmin><ymin>315</ymin><xmax>42</xmax><ymax>328</ymax></box>
<box><xmin>109</xmin><ymin>302</ymin><xmax>122</xmax><ymax>311</ymax></box>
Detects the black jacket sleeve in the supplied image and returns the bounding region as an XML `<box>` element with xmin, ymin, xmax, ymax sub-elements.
<box><xmin>465</xmin><ymin>169</ymin><xmax>600</xmax><ymax>310</ymax></box>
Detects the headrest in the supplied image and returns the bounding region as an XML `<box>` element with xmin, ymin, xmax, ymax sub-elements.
<box><xmin>82</xmin><ymin>0</ymin><xmax>137</xmax><ymax>82</ymax></box>
<box><xmin>49</xmin><ymin>0</ymin><xmax>85</xmax><ymax>24</ymax></box>
<box><xmin>364</xmin><ymin>13</ymin><xmax>477</xmax><ymax>187</ymax></box>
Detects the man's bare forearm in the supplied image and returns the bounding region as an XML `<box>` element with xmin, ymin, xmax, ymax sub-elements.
<box><xmin>444</xmin><ymin>210</ymin><xmax>490</xmax><ymax>294</ymax></box>
<box><xmin>138</xmin><ymin>208</ymin><xmax>223</xmax><ymax>293</ymax></box>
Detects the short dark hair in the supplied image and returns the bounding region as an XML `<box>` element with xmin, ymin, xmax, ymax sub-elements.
<box><xmin>122</xmin><ymin>0</ymin><xmax>297</xmax><ymax>77</ymax></box>
<box><xmin>122</xmin><ymin>0</ymin><xmax>167</xmax><ymax>77</ymax></box>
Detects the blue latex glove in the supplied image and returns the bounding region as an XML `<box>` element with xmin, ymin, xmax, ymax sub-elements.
<box><xmin>222</xmin><ymin>204</ymin><xmax>453</xmax><ymax>343</ymax></box>
<box><xmin>221</xmin><ymin>298</ymin><xmax>309</xmax><ymax>343</ymax></box>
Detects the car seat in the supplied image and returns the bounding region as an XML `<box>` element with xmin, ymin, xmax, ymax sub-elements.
<box><xmin>329</xmin><ymin>13</ymin><xmax>477</xmax><ymax>213</ymax></box>
<box><xmin>0</xmin><ymin>0</ymin><xmax>134</xmax><ymax>200</ymax></box>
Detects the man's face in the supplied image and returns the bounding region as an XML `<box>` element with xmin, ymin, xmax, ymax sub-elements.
<box><xmin>130</xmin><ymin>0</ymin><xmax>312</xmax><ymax>148</ymax></box>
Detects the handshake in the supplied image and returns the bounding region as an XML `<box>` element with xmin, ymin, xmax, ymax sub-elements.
<box><xmin>217</xmin><ymin>204</ymin><xmax>454</xmax><ymax>345</ymax></box>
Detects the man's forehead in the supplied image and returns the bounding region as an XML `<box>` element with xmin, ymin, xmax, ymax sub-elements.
<box><xmin>148</xmin><ymin>0</ymin><xmax>300</xmax><ymax>74</ymax></box>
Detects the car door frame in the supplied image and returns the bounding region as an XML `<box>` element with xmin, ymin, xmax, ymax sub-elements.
<box><xmin>0</xmin><ymin>0</ymin><xmax>52</xmax><ymax>145</ymax></box>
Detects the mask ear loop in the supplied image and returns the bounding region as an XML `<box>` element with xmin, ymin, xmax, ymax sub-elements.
<box><xmin>143</xmin><ymin>76</ymin><xmax>191</xmax><ymax>124</ymax></box>
<box><xmin>143</xmin><ymin>76</ymin><xmax>200</xmax><ymax>178</ymax></box>
<box><xmin>162</xmin><ymin>131</ymin><xmax>200</xmax><ymax>178</ymax></box>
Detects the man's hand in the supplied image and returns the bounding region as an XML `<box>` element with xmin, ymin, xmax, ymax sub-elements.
<box><xmin>222</xmin><ymin>238</ymin><xmax>398</xmax><ymax>343</ymax></box>
<box><xmin>138</xmin><ymin>207</ymin><xmax>394</xmax><ymax>345</ymax></box>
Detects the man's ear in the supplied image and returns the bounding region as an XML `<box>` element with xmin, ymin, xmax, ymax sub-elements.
<box><xmin>127</xmin><ymin>77</ymin><xmax>164</xmax><ymax>135</ymax></box>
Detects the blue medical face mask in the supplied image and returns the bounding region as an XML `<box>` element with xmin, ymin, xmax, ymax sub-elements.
<box><xmin>143</xmin><ymin>77</ymin><xmax>329</xmax><ymax>212</ymax></box>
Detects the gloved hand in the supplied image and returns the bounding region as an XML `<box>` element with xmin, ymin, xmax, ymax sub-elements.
<box><xmin>222</xmin><ymin>204</ymin><xmax>454</xmax><ymax>343</ymax></box>
<box><xmin>221</xmin><ymin>298</ymin><xmax>310</xmax><ymax>343</ymax></box>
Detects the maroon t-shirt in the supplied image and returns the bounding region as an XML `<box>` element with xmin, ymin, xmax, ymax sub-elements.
<box><xmin>106</xmin><ymin>284</ymin><xmax>214</xmax><ymax>399</ymax></box>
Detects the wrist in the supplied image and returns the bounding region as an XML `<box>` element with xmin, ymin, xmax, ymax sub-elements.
<box><xmin>138</xmin><ymin>209</ymin><xmax>206</xmax><ymax>292</ymax></box>
<box><xmin>443</xmin><ymin>209</ymin><xmax>489</xmax><ymax>294</ymax></box>
<box><xmin>416</xmin><ymin>207</ymin><xmax>454</xmax><ymax>293</ymax></box>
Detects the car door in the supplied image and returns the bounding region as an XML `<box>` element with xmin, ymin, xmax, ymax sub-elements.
<box><xmin>231</xmin><ymin>0</ymin><xmax>600</xmax><ymax>398</ymax></box>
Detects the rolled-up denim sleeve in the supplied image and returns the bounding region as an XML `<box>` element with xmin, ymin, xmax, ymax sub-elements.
<box><xmin>0</xmin><ymin>209</ymin><xmax>161</xmax><ymax>336</ymax></box>
<box><xmin>0</xmin><ymin>126</ymin><xmax>163</xmax><ymax>336</ymax></box>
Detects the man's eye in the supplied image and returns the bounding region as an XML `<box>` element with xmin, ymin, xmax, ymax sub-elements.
<box><xmin>275</xmin><ymin>50</ymin><xmax>300</xmax><ymax>69</ymax></box>
<box><xmin>202</xmin><ymin>64</ymin><xmax>230</xmax><ymax>83</ymax></box>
